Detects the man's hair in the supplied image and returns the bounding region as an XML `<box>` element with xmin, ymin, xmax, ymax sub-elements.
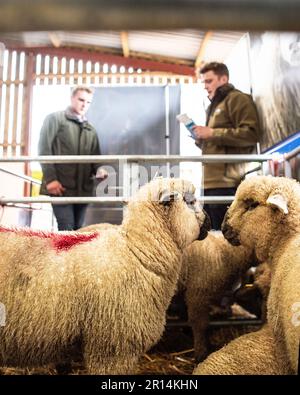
<box><xmin>71</xmin><ymin>85</ymin><xmax>94</xmax><ymax>97</ymax></box>
<box><xmin>199</xmin><ymin>62</ymin><xmax>229</xmax><ymax>78</ymax></box>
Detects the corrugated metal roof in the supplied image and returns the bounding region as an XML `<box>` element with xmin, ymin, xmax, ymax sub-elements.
<box><xmin>128</xmin><ymin>30</ymin><xmax>205</xmax><ymax>61</ymax></box>
<box><xmin>61</xmin><ymin>31</ymin><xmax>121</xmax><ymax>49</ymax></box>
<box><xmin>0</xmin><ymin>29</ymin><xmax>245</xmax><ymax>67</ymax></box>
<box><xmin>204</xmin><ymin>31</ymin><xmax>246</xmax><ymax>62</ymax></box>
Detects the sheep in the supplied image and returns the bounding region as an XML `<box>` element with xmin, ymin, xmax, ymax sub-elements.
<box><xmin>80</xmin><ymin>223</ymin><xmax>256</xmax><ymax>362</ymax></box>
<box><xmin>179</xmin><ymin>231</ymin><xmax>256</xmax><ymax>362</ymax></box>
<box><xmin>193</xmin><ymin>262</ymin><xmax>273</xmax><ymax>375</ymax></box>
<box><xmin>221</xmin><ymin>175</ymin><xmax>300</xmax><ymax>374</ymax></box>
<box><xmin>78</xmin><ymin>226</ymin><xmax>258</xmax><ymax>363</ymax></box>
<box><xmin>77</xmin><ymin>225</ymin><xmax>256</xmax><ymax>362</ymax></box>
<box><xmin>0</xmin><ymin>177</ymin><xmax>210</xmax><ymax>375</ymax></box>
<box><xmin>78</xmin><ymin>222</ymin><xmax>119</xmax><ymax>233</ymax></box>
<box><xmin>253</xmin><ymin>262</ymin><xmax>271</xmax><ymax>303</ymax></box>
<box><xmin>234</xmin><ymin>262</ymin><xmax>271</xmax><ymax>321</ymax></box>
<box><xmin>193</xmin><ymin>324</ymin><xmax>289</xmax><ymax>375</ymax></box>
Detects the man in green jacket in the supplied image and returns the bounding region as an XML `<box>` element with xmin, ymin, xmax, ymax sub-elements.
<box><xmin>193</xmin><ymin>62</ymin><xmax>260</xmax><ymax>230</ymax></box>
<box><xmin>38</xmin><ymin>86</ymin><xmax>107</xmax><ymax>230</ymax></box>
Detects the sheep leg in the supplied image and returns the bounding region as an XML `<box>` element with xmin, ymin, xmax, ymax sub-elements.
<box><xmin>84</xmin><ymin>347</ymin><xmax>138</xmax><ymax>375</ymax></box>
<box><xmin>186</xmin><ymin>298</ymin><xmax>210</xmax><ymax>363</ymax></box>
<box><xmin>191</xmin><ymin>316</ymin><xmax>210</xmax><ymax>363</ymax></box>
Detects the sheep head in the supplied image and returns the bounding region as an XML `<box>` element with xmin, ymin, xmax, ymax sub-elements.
<box><xmin>129</xmin><ymin>177</ymin><xmax>211</xmax><ymax>249</ymax></box>
<box><xmin>221</xmin><ymin>175</ymin><xmax>300</xmax><ymax>262</ymax></box>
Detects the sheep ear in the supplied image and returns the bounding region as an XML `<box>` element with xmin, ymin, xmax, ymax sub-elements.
<box><xmin>159</xmin><ymin>190</ymin><xmax>182</xmax><ymax>206</ymax></box>
<box><xmin>266</xmin><ymin>194</ymin><xmax>288</xmax><ymax>214</ymax></box>
<box><xmin>152</xmin><ymin>171</ymin><xmax>162</xmax><ymax>180</ymax></box>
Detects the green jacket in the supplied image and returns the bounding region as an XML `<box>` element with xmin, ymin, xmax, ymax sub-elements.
<box><xmin>38</xmin><ymin>111</ymin><xmax>101</xmax><ymax>196</ymax></box>
<box><xmin>197</xmin><ymin>84</ymin><xmax>260</xmax><ymax>189</ymax></box>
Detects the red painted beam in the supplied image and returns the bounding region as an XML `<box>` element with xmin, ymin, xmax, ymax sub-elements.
<box><xmin>8</xmin><ymin>46</ymin><xmax>195</xmax><ymax>76</ymax></box>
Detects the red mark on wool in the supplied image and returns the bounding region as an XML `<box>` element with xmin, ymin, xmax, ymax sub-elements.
<box><xmin>0</xmin><ymin>226</ymin><xmax>99</xmax><ymax>252</ymax></box>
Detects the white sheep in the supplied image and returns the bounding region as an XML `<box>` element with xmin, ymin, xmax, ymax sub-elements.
<box><xmin>0</xmin><ymin>177</ymin><xmax>210</xmax><ymax>375</ymax></box>
<box><xmin>78</xmin><ymin>226</ymin><xmax>257</xmax><ymax>363</ymax></box>
<box><xmin>193</xmin><ymin>324</ymin><xmax>288</xmax><ymax>375</ymax></box>
<box><xmin>218</xmin><ymin>175</ymin><xmax>300</xmax><ymax>374</ymax></box>
<box><xmin>80</xmin><ymin>223</ymin><xmax>254</xmax><ymax>362</ymax></box>
<box><xmin>180</xmin><ymin>231</ymin><xmax>255</xmax><ymax>361</ymax></box>
<box><xmin>78</xmin><ymin>225</ymin><xmax>255</xmax><ymax>362</ymax></box>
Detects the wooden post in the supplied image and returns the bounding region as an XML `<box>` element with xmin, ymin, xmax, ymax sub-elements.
<box><xmin>22</xmin><ymin>52</ymin><xmax>34</xmax><ymax>197</ymax></box>
<box><xmin>3</xmin><ymin>51</ymin><xmax>12</xmax><ymax>156</ymax></box>
<box><xmin>12</xmin><ymin>52</ymin><xmax>21</xmax><ymax>156</ymax></box>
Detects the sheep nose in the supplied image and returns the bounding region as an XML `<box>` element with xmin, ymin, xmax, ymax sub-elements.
<box><xmin>221</xmin><ymin>221</ymin><xmax>241</xmax><ymax>246</ymax></box>
<box><xmin>198</xmin><ymin>209</ymin><xmax>211</xmax><ymax>240</ymax></box>
<box><xmin>221</xmin><ymin>210</ymin><xmax>230</xmax><ymax>229</ymax></box>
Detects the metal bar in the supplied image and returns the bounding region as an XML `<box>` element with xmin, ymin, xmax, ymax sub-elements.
<box><xmin>0</xmin><ymin>1</ymin><xmax>300</xmax><ymax>31</ymax></box>
<box><xmin>0</xmin><ymin>196</ymin><xmax>234</xmax><ymax>205</ymax></box>
<box><xmin>0</xmin><ymin>166</ymin><xmax>41</xmax><ymax>184</ymax></box>
<box><xmin>208</xmin><ymin>319</ymin><xmax>263</xmax><ymax>327</ymax></box>
<box><xmin>201</xmin><ymin>196</ymin><xmax>234</xmax><ymax>204</ymax></box>
<box><xmin>167</xmin><ymin>318</ymin><xmax>263</xmax><ymax>328</ymax></box>
<box><xmin>2</xmin><ymin>203</ymin><xmax>50</xmax><ymax>211</ymax></box>
<box><xmin>284</xmin><ymin>146</ymin><xmax>300</xmax><ymax>161</ymax></box>
<box><xmin>0</xmin><ymin>197</ymin><xmax>126</xmax><ymax>204</ymax></box>
<box><xmin>0</xmin><ymin>154</ymin><xmax>277</xmax><ymax>164</ymax></box>
<box><xmin>284</xmin><ymin>160</ymin><xmax>292</xmax><ymax>178</ymax></box>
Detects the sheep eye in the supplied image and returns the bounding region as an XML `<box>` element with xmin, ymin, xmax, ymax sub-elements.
<box><xmin>184</xmin><ymin>193</ymin><xmax>196</xmax><ymax>205</ymax></box>
<box><xmin>244</xmin><ymin>199</ymin><xmax>259</xmax><ymax>211</ymax></box>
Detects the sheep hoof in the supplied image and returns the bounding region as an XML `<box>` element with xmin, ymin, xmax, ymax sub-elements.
<box><xmin>194</xmin><ymin>350</ymin><xmax>209</xmax><ymax>364</ymax></box>
<box><xmin>55</xmin><ymin>362</ymin><xmax>72</xmax><ymax>375</ymax></box>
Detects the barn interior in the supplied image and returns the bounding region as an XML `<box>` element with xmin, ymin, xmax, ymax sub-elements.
<box><xmin>0</xmin><ymin>0</ymin><xmax>299</xmax><ymax>376</ymax></box>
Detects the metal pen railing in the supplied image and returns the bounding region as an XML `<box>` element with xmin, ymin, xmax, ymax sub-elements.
<box><xmin>284</xmin><ymin>145</ymin><xmax>300</xmax><ymax>161</ymax></box>
<box><xmin>0</xmin><ymin>196</ymin><xmax>236</xmax><ymax>205</ymax></box>
<box><xmin>0</xmin><ymin>153</ymin><xmax>289</xmax><ymax>205</ymax></box>
<box><xmin>0</xmin><ymin>154</ymin><xmax>277</xmax><ymax>164</ymax></box>
<box><xmin>0</xmin><ymin>166</ymin><xmax>41</xmax><ymax>185</ymax></box>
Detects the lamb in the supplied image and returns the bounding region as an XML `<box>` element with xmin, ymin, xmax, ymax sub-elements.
<box><xmin>193</xmin><ymin>324</ymin><xmax>288</xmax><ymax>375</ymax></box>
<box><xmin>203</xmin><ymin>175</ymin><xmax>300</xmax><ymax>374</ymax></box>
<box><xmin>180</xmin><ymin>231</ymin><xmax>255</xmax><ymax>362</ymax></box>
<box><xmin>193</xmin><ymin>262</ymin><xmax>274</xmax><ymax>375</ymax></box>
<box><xmin>234</xmin><ymin>261</ymin><xmax>271</xmax><ymax>321</ymax></box>
<box><xmin>0</xmin><ymin>177</ymin><xmax>210</xmax><ymax>375</ymax></box>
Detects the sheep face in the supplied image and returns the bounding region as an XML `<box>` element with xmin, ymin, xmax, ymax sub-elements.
<box><xmin>222</xmin><ymin>176</ymin><xmax>300</xmax><ymax>262</ymax></box>
<box><xmin>134</xmin><ymin>178</ymin><xmax>210</xmax><ymax>249</ymax></box>
<box><xmin>162</xmin><ymin>193</ymin><xmax>210</xmax><ymax>249</ymax></box>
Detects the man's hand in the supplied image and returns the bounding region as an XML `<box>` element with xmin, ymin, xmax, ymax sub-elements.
<box><xmin>192</xmin><ymin>125</ymin><xmax>214</xmax><ymax>139</ymax></box>
<box><xmin>96</xmin><ymin>168</ymin><xmax>108</xmax><ymax>181</ymax></box>
<box><xmin>46</xmin><ymin>180</ymin><xmax>66</xmax><ymax>196</ymax></box>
